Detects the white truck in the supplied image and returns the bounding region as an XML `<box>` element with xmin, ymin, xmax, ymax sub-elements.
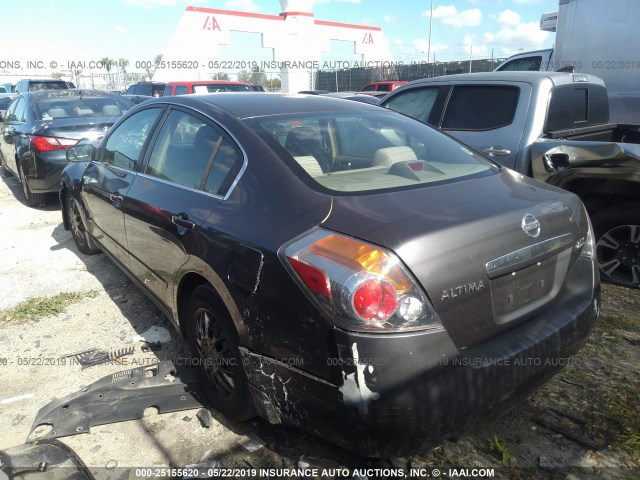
<box><xmin>495</xmin><ymin>0</ymin><xmax>640</xmax><ymax>124</ymax></box>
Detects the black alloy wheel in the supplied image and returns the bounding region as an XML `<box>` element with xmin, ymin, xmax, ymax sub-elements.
<box><xmin>67</xmin><ymin>194</ymin><xmax>100</xmax><ymax>255</ymax></box>
<box><xmin>186</xmin><ymin>285</ymin><xmax>256</xmax><ymax>420</ymax></box>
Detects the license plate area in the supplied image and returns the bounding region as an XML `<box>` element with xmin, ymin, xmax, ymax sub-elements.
<box><xmin>490</xmin><ymin>248</ymin><xmax>572</xmax><ymax>325</ymax></box>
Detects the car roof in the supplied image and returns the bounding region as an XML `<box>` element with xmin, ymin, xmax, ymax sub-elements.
<box><xmin>143</xmin><ymin>92</ymin><xmax>380</xmax><ymax>119</ymax></box>
<box><xmin>402</xmin><ymin>71</ymin><xmax>605</xmax><ymax>88</ymax></box>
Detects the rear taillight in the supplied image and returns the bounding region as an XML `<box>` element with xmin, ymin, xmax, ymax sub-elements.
<box><xmin>30</xmin><ymin>136</ymin><xmax>78</xmax><ymax>153</ymax></box>
<box><xmin>284</xmin><ymin>229</ymin><xmax>441</xmax><ymax>332</ymax></box>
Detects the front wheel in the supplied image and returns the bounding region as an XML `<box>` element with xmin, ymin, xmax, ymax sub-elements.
<box><xmin>0</xmin><ymin>153</ymin><xmax>10</xmax><ymax>178</ymax></box>
<box><xmin>592</xmin><ymin>205</ymin><xmax>640</xmax><ymax>288</ymax></box>
<box><xmin>19</xmin><ymin>167</ymin><xmax>46</xmax><ymax>207</ymax></box>
<box><xmin>67</xmin><ymin>193</ymin><xmax>100</xmax><ymax>255</ymax></box>
<box><xmin>185</xmin><ymin>285</ymin><xmax>256</xmax><ymax>421</ymax></box>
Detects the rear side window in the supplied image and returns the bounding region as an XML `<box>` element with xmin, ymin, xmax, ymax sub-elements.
<box><xmin>103</xmin><ymin>108</ymin><xmax>162</xmax><ymax>170</ymax></box>
<box><xmin>384</xmin><ymin>87</ymin><xmax>440</xmax><ymax>124</ymax></box>
<box><xmin>163</xmin><ymin>85</ymin><xmax>172</xmax><ymax>96</ymax></box>
<box><xmin>546</xmin><ymin>84</ymin><xmax>609</xmax><ymax>132</ymax></box>
<box><xmin>146</xmin><ymin>110</ymin><xmax>222</xmax><ymax>189</ymax></box>
<box><xmin>204</xmin><ymin>139</ymin><xmax>243</xmax><ymax>195</ymax></box>
<box><xmin>175</xmin><ymin>86</ymin><xmax>188</xmax><ymax>95</ymax></box>
<box><xmin>7</xmin><ymin>98</ymin><xmax>26</xmax><ymax>122</ymax></box>
<box><xmin>377</xmin><ymin>84</ymin><xmax>391</xmax><ymax>92</ymax></box>
<box><xmin>442</xmin><ymin>86</ymin><xmax>519</xmax><ymax>131</ymax></box>
<box><xmin>498</xmin><ymin>56</ymin><xmax>542</xmax><ymax>71</ymax></box>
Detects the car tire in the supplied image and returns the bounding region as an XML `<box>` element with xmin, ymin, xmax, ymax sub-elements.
<box><xmin>67</xmin><ymin>193</ymin><xmax>100</xmax><ymax>255</ymax></box>
<box><xmin>19</xmin><ymin>167</ymin><xmax>46</xmax><ymax>207</ymax></box>
<box><xmin>0</xmin><ymin>153</ymin><xmax>10</xmax><ymax>178</ymax></box>
<box><xmin>185</xmin><ymin>284</ymin><xmax>256</xmax><ymax>421</ymax></box>
<box><xmin>592</xmin><ymin>204</ymin><xmax>640</xmax><ymax>288</ymax></box>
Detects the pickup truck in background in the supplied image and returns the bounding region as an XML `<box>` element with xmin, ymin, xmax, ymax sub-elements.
<box><xmin>381</xmin><ymin>71</ymin><xmax>640</xmax><ymax>289</ymax></box>
<box><xmin>493</xmin><ymin>0</ymin><xmax>640</xmax><ymax>124</ymax></box>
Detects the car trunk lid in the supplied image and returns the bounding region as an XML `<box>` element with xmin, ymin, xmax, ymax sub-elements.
<box><xmin>321</xmin><ymin>169</ymin><xmax>587</xmax><ymax>348</ymax></box>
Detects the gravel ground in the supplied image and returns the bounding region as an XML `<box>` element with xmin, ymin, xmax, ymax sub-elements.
<box><xmin>0</xmin><ymin>172</ymin><xmax>638</xmax><ymax>480</ymax></box>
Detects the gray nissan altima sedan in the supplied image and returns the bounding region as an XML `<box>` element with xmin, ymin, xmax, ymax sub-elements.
<box><xmin>60</xmin><ymin>93</ymin><xmax>600</xmax><ymax>457</ymax></box>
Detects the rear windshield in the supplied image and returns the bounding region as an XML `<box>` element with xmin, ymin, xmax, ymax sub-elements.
<box><xmin>249</xmin><ymin>110</ymin><xmax>496</xmax><ymax>194</ymax></box>
<box><xmin>35</xmin><ymin>93</ymin><xmax>133</xmax><ymax>120</ymax></box>
<box><xmin>192</xmin><ymin>84</ymin><xmax>252</xmax><ymax>93</ymax></box>
<box><xmin>28</xmin><ymin>82</ymin><xmax>68</xmax><ymax>92</ymax></box>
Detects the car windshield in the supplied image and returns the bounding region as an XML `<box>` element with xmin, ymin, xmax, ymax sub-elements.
<box><xmin>249</xmin><ymin>110</ymin><xmax>497</xmax><ymax>194</ymax></box>
<box><xmin>35</xmin><ymin>93</ymin><xmax>132</xmax><ymax>120</ymax></box>
<box><xmin>192</xmin><ymin>84</ymin><xmax>252</xmax><ymax>93</ymax></box>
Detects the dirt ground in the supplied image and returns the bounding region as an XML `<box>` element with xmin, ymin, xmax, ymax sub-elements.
<box><xmin>0</xmin><ymin>171</ymin><xmax>638</xmax><ymax>480</ymax></box>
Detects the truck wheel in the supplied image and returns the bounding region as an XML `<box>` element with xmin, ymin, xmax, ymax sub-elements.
<box><xmin>67</xmin><ymin>193</ymin><xmax>100</xmax><ymax>255</ymax></box>
<box><xmin>185</xmin><ymin>284</ymin><xmax>256</xmax><ymax>421</ymax></box>
<box><xmin>19</xmin><ymin>167</ymin><xmax>46</xmax><ymax>207</ymax></box>
<box><xmin>592</xmin><ymin>205</ymin><xmax>640</xmax><ymax>288</ymax></box>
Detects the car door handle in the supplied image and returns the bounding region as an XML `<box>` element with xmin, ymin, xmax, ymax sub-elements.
<box><xmin>109</xmin><ymin>192</ymin><xmax>123</xmax><ymax>203</ymax></box>
<box><xmin>171</xmin><ymin>213</ymin><xmax>196</xmax><ymax>230</ymax></box>
<box><xmin>482</xmin><ymin>146</ymin><xmax>511</xmax><ymax>157</ymax></box>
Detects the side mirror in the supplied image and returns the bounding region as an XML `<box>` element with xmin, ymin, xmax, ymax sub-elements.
<box><xmin>67</xmin><ymin>143</ymin><xmax>96</xmax><ymax>162</ymax></box>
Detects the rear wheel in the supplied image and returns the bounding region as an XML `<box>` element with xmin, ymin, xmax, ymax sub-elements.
<box><xmin>185</xmin><ymin>285</ymin><xmax>255</xmax><ymax>421</ymax></box>
<box><xmin>67</xmin><ymin>193</ymin><xmax>100</xmax><ymax>255</ymax></box>
<box><xmin>592</xmin><ymin>205</ymin><xmax>640</xmax><ymax>288</ymax></box>
<box><xmin>19</xmin><ymin>167</ymin><xmax>46</xmax><ymax>207</ymax></box>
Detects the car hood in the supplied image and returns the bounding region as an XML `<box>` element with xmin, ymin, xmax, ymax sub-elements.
<box><xmin>321</xmin><ymin>168</ymin><xmax>590</xmax><ymax>348</ymax></box>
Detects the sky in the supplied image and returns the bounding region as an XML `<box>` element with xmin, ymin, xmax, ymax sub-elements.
<box><xmin>0</xmin><ymin>0</ymin><xmax>559</xmax><ymax>75</ymax></box>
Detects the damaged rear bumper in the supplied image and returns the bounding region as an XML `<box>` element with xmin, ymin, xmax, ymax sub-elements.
<box><xmin>240</xmin><ymin>259</ymin><xmax>600</xmax><ymax>458</ymax></box>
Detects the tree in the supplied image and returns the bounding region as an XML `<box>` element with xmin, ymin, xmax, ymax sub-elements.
<box><xmin>237</xmin><ymin>66</ymin><xmax>267</xmax><ymax>86</ymax></box>
<box><xmin>100</xmin><ymin>57</ymin><xmax>115</xmax><ymax>88</ymax></box>
<box><xmin>51</xmin><ymin>72</ymin><xmax>63</xmax><ymax>79</ymax></box>
<box><xmin>146</xmin><ymin>54</ymin><xmax>163</xmax><ymax>78</ymax></box>
<box><xmin>237</xmin><ymin>69</ymin><xmax>252</xmax><ymax>83</ymax></box>
<box><xmin>118</xmin><ymin>58</ymin><xmax>129</xmax><ymax>73</ymax></box>
<box><xmin>73</xmin><ymin>69</ymin><xmax>83</xmax><ymax>87</ymax></box>
<box><xmin>118</xmin><ymin>58</ymin><xmax>130</xmax><ymax>89</ymax></box>
<box><xmin>264</xmin><ymin>76</ymin><xmax>281</xmax><ymax>91</ymax></box>
<box><xmin>211</xmin><ymin>72</ymin><xmax>230</xmax><ymax>80</ymax></box>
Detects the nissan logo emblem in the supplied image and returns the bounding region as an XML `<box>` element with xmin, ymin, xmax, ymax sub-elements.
<box><xmin>522</xmin><ymin>213</ymin><xmax>541</xmax><ymax>238</ymax></box>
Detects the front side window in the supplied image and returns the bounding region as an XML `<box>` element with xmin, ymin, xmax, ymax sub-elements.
<box><xmin>175</xmin><ymin>86</ymin><xmax>188</xmax><ymax>95</ymax></box>
<box><xmin>442</xmin><ymin>86</ymin><xmax>519</xmax><ymax>131</ymax></box>
<box><xmin>361</xmin><ymin>84</ymin><xmax>375</xmax><ymax>92</ymax></box>
<box><xmin>146</xmin><ymin>110</ymin><xmax>221</xmax><ymax>189</ymax></box>
<box><xmin>384</xmin><ymin>87</ymin><xmax>441</xmax><ymax>124</ymax></box>
<box><xmin>102</xmin><ymin>108</ymin><xmax>162</xmax><ymax>170</ymax></box>
<box><xmin>249</xmin><ymin>110</ymin><xmax>496</xmax><ymax>194</ymax></box>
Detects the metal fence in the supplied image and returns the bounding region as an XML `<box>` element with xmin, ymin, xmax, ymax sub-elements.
<box><xmin>314</xmin><ymin>58</ymin><xmax>506</xmax><ymax>92</ymax></box>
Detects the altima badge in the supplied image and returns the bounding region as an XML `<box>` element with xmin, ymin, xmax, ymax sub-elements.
<box><xmin>522</xmin><ymin>213</ymin><xmax>541</xmax><ymax>238</ymax></box>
